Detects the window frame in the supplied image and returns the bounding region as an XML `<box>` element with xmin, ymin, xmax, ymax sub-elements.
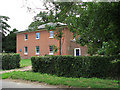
<box><xmin>74</xmin><ymin>48</ymin><xmax>81</xmax><ymax>56</ymax></box>
<box><xmin>49</xmin><ymin>31</ymin><xmax>53</xmax><ymax>38</ymax></box>
<box><xmin>36</xmin><ymin>33</ymin><xmax>39</xmax><ymax>39</ymax></box>
<box><xmin>24</xmin><ymin>46</ymin><xmax>28</xmax><ymax>55</ymax></box>
<box><xmin>49</xmin><ymin>45</ymin><xmax>53</xmax><ymax>55</ymax></box>
<box><xmin>35</xmin><ymin>46</ymin><xmax>39</xmax><ymax>55</ymax></box>
<box><xmin>24</xmin><ymin>34</ymin><xmax>28</xmax><ymax>40</ymax></box>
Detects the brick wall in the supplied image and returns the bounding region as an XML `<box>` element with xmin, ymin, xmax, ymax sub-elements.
<box><xmin>16</xmin><ymin>27</ymin><xmax>88</xmax><ymax>59</ymax></box>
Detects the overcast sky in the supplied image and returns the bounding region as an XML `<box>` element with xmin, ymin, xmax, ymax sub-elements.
<box><xmin>0</xmin><ymin>0</ymin><xmax>45</xmax><ymax>31</ymax></box>
<box><xmin>1</xmin><ymin>0</ymin><xmax>116</xmax><ymax>32</ymax></box>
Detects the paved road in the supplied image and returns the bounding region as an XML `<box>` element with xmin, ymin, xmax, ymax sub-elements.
<box><xmin>1</xmin><ymin>79</ymin><xmax>58</xmax><ymax>88</ymax></box>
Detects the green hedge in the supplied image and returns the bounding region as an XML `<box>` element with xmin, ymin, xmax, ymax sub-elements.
<box><xmin>2</xmin><ymin>53</ymin><xmax>20</xmax><ymax>70</ymax></box>
<box><xmin>31</xmin><ymin>55</ymin><xmax>120</xmax><ymax>78</ymax></box>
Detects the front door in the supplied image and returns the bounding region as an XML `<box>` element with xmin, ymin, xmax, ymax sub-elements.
<box><xmin>74</xmin><ymin>48</ymin><xmax>81</xmax><ymax>56</ymax></box>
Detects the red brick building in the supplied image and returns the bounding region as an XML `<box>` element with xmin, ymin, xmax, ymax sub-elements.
<box><xmin>16</xmin><ymin>23</ymin><xmax>88</xmax><ymax>59</ymax></box>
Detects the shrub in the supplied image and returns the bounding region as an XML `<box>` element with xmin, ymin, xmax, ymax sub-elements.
<box><xmin>2</xmin><ymin>53</ymin><xmax>20</xmax><ymax>70</ymax></box>
<box><xmin>31</xmin><ymin>55</ymin><xmax>120</xmax><ymax>78</ymax></box>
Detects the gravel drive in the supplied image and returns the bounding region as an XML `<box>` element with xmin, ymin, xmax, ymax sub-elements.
<box><xmin>0</xmin><ymin>66</ymin><xmax>32</xmax><ymax>74</ymax></box>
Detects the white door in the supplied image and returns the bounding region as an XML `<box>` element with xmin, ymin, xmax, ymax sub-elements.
<box><xmin>74</xmin><ymin>48</ymin><xmax>81</xmax><ymax>56</ymax></box>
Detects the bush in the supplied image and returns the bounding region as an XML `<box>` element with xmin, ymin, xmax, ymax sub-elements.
<box><xmin>31</xmin><ymin>55</ymin><xmax>120</xmax><ymax>78</ymax></box>
<box><xmin>2</xmin><ymin>53</ymin><xmax>20</xmax><ymax>70</ymax></box>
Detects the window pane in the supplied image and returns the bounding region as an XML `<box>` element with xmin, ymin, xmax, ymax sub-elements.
<box><xmin>25</xmin><ymin>34</ymin><xmax>27</xmax><ymax>39</ymax></box>
<box><xmin>36</xmin><ymin>33</ymin><xmax>39</xmax><ymax>38</ymax></box>
<box><xmin>49</xmin><ymin>46</ymin><xmax>53</xmax><ymax>52</ymax></box>
<box><xmin>24</xmin><ymin>47</ymin><xmax>27</xmax><ymax>53</ymax></box>
<box><xmin>76</xmin><ymin>49</ymin><xmax>79</xmax><ymax>56</ymax></box>
<box><xmin>49</xmin><ymin>31</ymin><xmax>53</xmax><ymax>38</ymax></box>
<box><xmin>36</xmin><ymin>46</ymin><xmax>39</xmax><ymax>53</ymax></box>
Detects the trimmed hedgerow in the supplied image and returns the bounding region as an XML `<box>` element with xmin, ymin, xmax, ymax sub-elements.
<box><xmin>2</xmin><ymin>53</ymin><xmax>20</xmax><ymax>70</ymax></box>
<box><xmin>31</xmin><ymin>55</ymin><xmax>120</xmax><ymax>78</ymax></box>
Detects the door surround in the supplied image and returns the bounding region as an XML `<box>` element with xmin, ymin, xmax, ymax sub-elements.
<box><xmin>74</xmin><ymin>48</ymin><xmax>81</xmax><ymax>56</ymax></box>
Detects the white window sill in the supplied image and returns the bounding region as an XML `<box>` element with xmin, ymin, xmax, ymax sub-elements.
<box><xmin>71</xmin><ymin>39</ymin><xmax>76</xmax><ymax>42</ymax></box>
<box><xmin>49</xmin><ymin>37</ymin><xmax>53</xmax><ymax>39</ymax></box>
<box><xmin>36</xmin><ymin>38</ymin><xmax>39</xmax><ymax>39</ymax></box>
<box><xmin>72</xmin><ymin>40</ymin><xmax>76</xmax><ymax>41</ymax></box>
<box><xmin>24</xmin><ymin>53</ymin><xmax>28</xmax><ymax>55</ymax></box>
<box><xmin>35</xmin><ymin>53</ymin><xmax>39</xmax><ymax>55</ymax></box>
<box><xmin>49</xmin><ymin>53</ymin><xmax>53</xmax><ymax>55</ymax></box>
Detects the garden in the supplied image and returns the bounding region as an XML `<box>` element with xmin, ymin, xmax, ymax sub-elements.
<box><xmin>1</xmin><ymin>53</ymin><xmax>120</xmax><ymax>88</ymax></box>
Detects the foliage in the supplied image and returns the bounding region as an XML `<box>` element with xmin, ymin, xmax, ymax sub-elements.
<box><xmin>50</xmin><ymin>45</ymin><xmax>58</xmax><ymax>53</ymax></box>
<box><xmin>2</xmin><ymin>71</ymin><xmax>119</xmax><ymax>88</ymax></box>
<box><xmin>0</xmin><ymin>16</ymin><xmax>10</xmax><ymax>35</ymax></box>
<box><xmin>2</xmin><ymin>53</ymin><xmax>20</xmax><ymax>70</ymax></box>
<box><xmin>20</xmin><ymin>59</ymin><xmax>31</xmax><ymax>67</ymax></box>
<box><xmin>0</xmin><ymin>33</ymin><xmax>4</xmax><ymax>52</ymax></box>
<box><xmin>31</xmin><ymin>55</ymin><xmax>120</xmax><ymax>79</ymax></box>
<box><xmin>29</xmin><ymin>12</ymin><xmax>50</xmax><ymax>30</ymax></box>
<box><xmin>74</xmin><ymin>2</ymin><xmax>120</xmax><ymax>55</ymax></box>
<box><xmin>2</xmin><ymin>28</ymin><xmax>18</xmax><ymax>53</ymax></box>
<box><xmin>56</xmin><ymin>2</ymin><xmax>120</xmax><ymax>55</ymax></box>
<box><xmin>28</xmin><ymin>3</ymin><xmax>68</xmax><ymax>55</ymax></box>
<box><xmin>28</xmin><ymin>2</ymin><xmax>120</xmax><ymax>55</ymax></box>
<box><xmin>42</xmin><ymin>2</ymin><xmax>120</xmax><ymax>56</ymax></box>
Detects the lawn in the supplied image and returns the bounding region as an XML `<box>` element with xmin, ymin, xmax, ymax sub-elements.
<box><xmin>20</xmin><ymin>59</ymin><xmax>31</xmax><ymax>67</ymax></box>
<box><xmin>1</xmin><ymin>71</ymin><xmax>119</xmax><ymax>88</ymax></box>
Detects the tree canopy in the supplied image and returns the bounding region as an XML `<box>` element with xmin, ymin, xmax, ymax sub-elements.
<box><xmin>0</xmin><ymin>16</ymin><xmax>10</xmax><ymax>35</ymax></box>
<box><xmin>29</xmin><ymin>2</ymin><xmax>120</xmax><ymax>56</ymax></box>
<box><xmin>2</xmin><ymin>28</ymin><xmax>18</xmax><ymax>53</ymax></box>
<box><xmin>66</xmin><ymin>2</ymin><xmax>120</xmax><ymax>55</ymax></box>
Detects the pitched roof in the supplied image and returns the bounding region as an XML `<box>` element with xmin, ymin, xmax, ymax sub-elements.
<box><xmin>38</xmin><ymin>22</ymin><xmax>67</xmax><ymax>29</ymax></box>
<box><xmin>16</xmin><ymin>22</ymin><xmax>67</xmax><ymax>33</ymax></box>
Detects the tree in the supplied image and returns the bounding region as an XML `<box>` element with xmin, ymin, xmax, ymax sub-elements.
<box><xmin>27</xmin><ymin>1</ymin><xmax>120</xmax><ymax>55</ymax></box>
<box><xmin>28</xmin><ymin>3</ymin><xmax>66</xmax><ymax>55</ymax></box>
<box><xmin>0</xmin><ymin>32</ymin><xmax>3</xmax><ymax>53</ymax></box>
<box><xmin>46</xmin><ymin>25</ymin><xmax>64</xmax><ymax>55</ymax></box>
<box><xmin>0</xmin><ymin>16</ymin><xmax>10</xmax><ymax>35</ymax></box>
<box><xmin>2</xmin><ymin>28</ymin><xmax>18</xmax><ymax>53</ymax></box>
<box><xmin>54</xmin><ymin>27</ymin><xmax>64</xmax><ymax>55</ymax></box>
<box><xmin>68</xmin><ymin>2</ymin><xmax>120</xmax><ymax>55</ymax></box>
<box><xmin>52</xmin><ymin>2</ymin><xmax>120</xmax><ymax>56</ymax></box>
<box><xmin>29</xmin><ymin>12</ymin><xmax>50</xmax><ymax>30</ymax></box>
<box><xmin>0</xmin><ymin>15</ymin><xmax>10</xmax><ymax>53</ymax></box>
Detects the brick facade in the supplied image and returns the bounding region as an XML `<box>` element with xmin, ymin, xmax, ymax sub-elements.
<box><xmin>16</xmin><ymin>27</ymin><xmax>88</xmax><ymax>59</ymax></box>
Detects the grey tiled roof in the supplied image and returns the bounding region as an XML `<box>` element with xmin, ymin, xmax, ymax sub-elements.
<box><xmin>16</xmin><ymin>22</ymin><xmax>67</xmax><ymax>33</ymax></box>
<box><xmin>38</xmin><ymin>22</ymin><xmax>67</xmax><ymax>29</ymax></box>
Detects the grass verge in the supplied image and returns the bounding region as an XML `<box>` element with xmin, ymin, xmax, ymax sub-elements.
<box><xmin>1</xmin><ymin>71</ymin><xmax>119</xmax><ymax>88</ymax></box>
<box><xmin>20</xmin><ymin>59</ymin><xmax>31</xmax><ymax>67</ymax></box>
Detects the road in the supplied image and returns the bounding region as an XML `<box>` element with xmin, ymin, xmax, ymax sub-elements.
<box><xmin>1</xmin><ymin>79</ymin><xmax>59</xmax><ymax>88</ymax></box>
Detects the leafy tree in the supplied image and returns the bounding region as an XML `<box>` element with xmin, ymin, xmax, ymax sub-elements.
<box><xmin>51</xmin><ymin>2</ymin><xmax>120</xmax><ymax>56</ymax></box>
<box><xmin>2</xmin><ymin>28</ymin><xmax>18</xmax><ymax>53</ymax></box>
<box><xmin>28</xmin><ymin>2</ymin><xmax>120</xmax><ymax>55</ymax></box>
<box><xmin>72</xmin><ymin>2</ymin><xmax>120</xmax><ymax>55</ymax></box>
<box><xmin>51</xmin><ymin>44</ymin><xmax>58</xmax><ymax>54</ymax></box>
<box><xmin>29</xmin><ymin>4</ymin><xmax>66</xmax><ymax>55</ymax></box>
<box><xmin>29</xmin><ymin>12</ymin><xmax>50</xmax><ymax>30</ymax></box>
<box><xmin>54</xmin><ymin>27</ymin><xmax>64</xmax><ymax>55</ymax></box>
<box><xmin>0</xmin><ymin>15</ymin><xmax>10</xmax><ymax>53</ymax></box>
<box><xmin>0</xmin><ymin>32</ymin><xmax>3</xmax><ymax>53</ymax></box>
<box><xmin>0</xmin><ymin>16</ymin><xmax>10</xmax><ymax>35</ymax></box>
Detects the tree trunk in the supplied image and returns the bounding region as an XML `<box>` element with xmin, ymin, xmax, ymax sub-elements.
<box><xmin>59</xmin><ymin>37</ymin><xmax>61</xmax><ymax>55</ymax></box>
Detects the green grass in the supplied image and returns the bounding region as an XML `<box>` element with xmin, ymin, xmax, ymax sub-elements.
<box><xmin>20</xmin><ymin>59</ymin><xmax>31</xmax><ymax>67</ymax></box>
<box><xmin>1</xmin><ymin>71</ymin><xmax>119</xmax><ymax>88</ymax></box>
